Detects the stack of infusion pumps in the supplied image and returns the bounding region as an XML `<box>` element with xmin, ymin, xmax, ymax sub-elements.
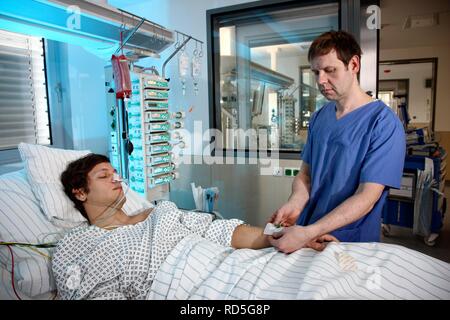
<box><xmin>110</xmin><ymin>70</ymin><xmax>184</xmax><ymax>198</ymax></box>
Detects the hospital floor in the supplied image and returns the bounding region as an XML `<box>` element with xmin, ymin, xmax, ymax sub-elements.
<box><xmin>380</xmin><ymin>181</ymin><xmax>450</xmax><ymax>263</ymax></box>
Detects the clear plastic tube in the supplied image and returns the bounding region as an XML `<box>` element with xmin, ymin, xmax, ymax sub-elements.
<box><xmin>90</xmin><ymin>176</ymin><xmax>131</xmax><ymax>226</ymax></box>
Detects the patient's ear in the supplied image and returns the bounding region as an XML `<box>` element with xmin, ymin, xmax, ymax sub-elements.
<box><xmin>73</xmin><ymin>188</ymin><xmax>87</xmax><ymax>202</ymax></box>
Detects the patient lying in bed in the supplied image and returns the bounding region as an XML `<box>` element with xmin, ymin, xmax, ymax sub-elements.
<box><xmin>52</xmin><ymin>154</ymin><xmax>337</xmax><ymax>299</ymax></box>
<box><xmin>53</xmin><ymin>154</ymin><xmax>450</xmax><ymax>300</ymax></box>
<box><xmin>53</xmin><ymin>199</ymin><xmax>247</xmax><ymax>299</ymax></box>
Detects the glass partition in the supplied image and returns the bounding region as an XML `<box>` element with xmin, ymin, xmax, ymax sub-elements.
<box><xmin>211</xmin><ymin>2</ymin><xmax>339</xmax><ymax>156</ymax></box>
<box><xmin>299</xmin><ymin>66</ymin><xmax>327</xmax><ymax>129</ymax></box>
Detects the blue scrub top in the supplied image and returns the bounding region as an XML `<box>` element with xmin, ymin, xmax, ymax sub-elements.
<box><xmin>298</xmin><ymin>100</ymin><xmax>405</xmax><ymax>242</ymax></box>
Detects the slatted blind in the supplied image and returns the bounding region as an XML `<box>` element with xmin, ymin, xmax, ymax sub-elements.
<box><xmin>0</xmin><ymin>29</ymin><xmax>50</xmax><ymax>150</ymax></box>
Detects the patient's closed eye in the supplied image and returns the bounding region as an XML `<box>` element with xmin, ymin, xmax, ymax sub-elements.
<box><xmin>97</xmin><ymin>170</ymin><xmax>116</xmax><ymax>179</ymax></box>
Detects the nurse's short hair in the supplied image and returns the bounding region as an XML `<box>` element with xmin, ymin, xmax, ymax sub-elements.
<box><xmin>60</xmin><ymin>153</ymin><xmax>110</xmax><ymax>223</ymax></box>
<box><xmin>308</xmin><ymin>30</ymin><xmax>362</xmax><ymax>67</ymax></box>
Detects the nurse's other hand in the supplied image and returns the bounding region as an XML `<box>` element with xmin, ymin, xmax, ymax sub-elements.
<box><xmin>269</xmin><ymin>225</ymin><xmax>315</xmax><ymax>254</ymax></box>
<box><xmin>268</xmin><ymin>201</ymin><xmax>301</xmax><ymax>227</ymax></box>
<box><xmin>306</xmin><ymin>234</ymin><xmax>339</xmax><ymax>251</ymax></box>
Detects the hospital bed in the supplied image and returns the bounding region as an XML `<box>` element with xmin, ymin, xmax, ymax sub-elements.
<box><xmin>1</xmin><ymin>145</ymin><xmax>450</xmax><ymax>300</ymax></box>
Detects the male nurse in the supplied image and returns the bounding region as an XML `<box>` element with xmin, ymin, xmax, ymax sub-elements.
<box><xmin>269</xmin><ymin>30</ymin><xmax>405</xmax><ymax>253</ymax></box>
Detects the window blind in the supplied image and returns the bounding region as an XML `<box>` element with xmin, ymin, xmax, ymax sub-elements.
<box><xmin>0</xmin><ymin>29</ymin><xmax>50</xmax><ymax>150</ymax></box>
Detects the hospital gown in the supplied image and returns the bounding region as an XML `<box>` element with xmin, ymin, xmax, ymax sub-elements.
<box><xmin>51</xmin><ymin>201</ymin><xmax>243</xmax><ymax>300</ymax></box>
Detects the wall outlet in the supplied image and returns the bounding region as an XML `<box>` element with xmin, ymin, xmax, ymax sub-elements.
<box><xmin>273</xmin><ymin>167</ymin><xmax>283</xmax><ymax>176</ymax></box>
<box><xmin>284</xmin><ymin>167</ymin><xmax>300</xmax><ymax>176</ymax></box>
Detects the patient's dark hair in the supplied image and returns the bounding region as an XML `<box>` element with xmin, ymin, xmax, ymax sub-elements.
<box><xmin>60</xmin><ymin>153</ymin><xmax>110</xmax><ymax>223</ymax></box>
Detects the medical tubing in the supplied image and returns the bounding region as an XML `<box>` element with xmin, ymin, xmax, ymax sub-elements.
<box><xmin>90</xmin><ymin>180</ymin><xmax>131</xmax><ymax>225</ymax></box>
<box><xmin>5</xmin><ymin>245</ymin><xmax>22</xmax><ymax>300</ymax></box>
<box><xmin>0</xmin><ymin>241</ymin><xmax>57</xmax><ymax>248</ymax></box>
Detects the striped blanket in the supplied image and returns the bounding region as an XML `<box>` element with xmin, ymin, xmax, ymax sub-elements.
<box><xmin>149</xmin><ymin>234</ymin><xmax>450</xmax><ymax>300</ymax></box>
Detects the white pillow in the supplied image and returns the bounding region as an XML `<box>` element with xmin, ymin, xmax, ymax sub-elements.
<box><xmin>0</xmin><ymin>169</ymin><xmax>62</xmax><ymax>299</ymax></box>
<box><xmin>18</xmin><ymin>143</ymin><xmax>153</xmax><ymax>225</ymax></box>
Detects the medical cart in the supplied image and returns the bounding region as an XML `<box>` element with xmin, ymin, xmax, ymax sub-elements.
<box><xmin>382</xmin><ymin>146</ymin><xmax>447</xmax><ymax>246</ymax></box>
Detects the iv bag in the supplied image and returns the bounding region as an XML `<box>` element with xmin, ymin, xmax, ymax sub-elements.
<box><xmin>191</xmin><ymin>55</ymin><xmax>201</xmax><ymax>79</ymax></box>
<box><xmin>191</xmin><ymin>55</ymin><xmax>201</xmax><ymax>95</ymax></box>
<box><xmin>111</xmin><ymin>54</ymin><xmax>132</xmax><ymax>99</ymax></box>
<box><xmin>178</xmin><ymin>50</ymin><xmax>190</xmax><ymax>78</ymax></box>
<box><xmin>178</xmin><ymin>50</ymin><xmax>189</xmax><ymax>95</ymax></box>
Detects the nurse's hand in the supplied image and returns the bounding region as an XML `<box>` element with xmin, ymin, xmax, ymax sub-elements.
<box><xmin>269</xmin><ymin>225</ymin><xmax>316</xmax><ymax>254</ymax></box>
<box><xmin>268</xmin><ymin>201</ymin><xmax>301</xmax><ymax>227</ymax></box>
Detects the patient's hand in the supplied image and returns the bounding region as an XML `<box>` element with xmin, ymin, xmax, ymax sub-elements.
<box><xmin>305</xmin><ymin>234</ymin><xmax>339</xmax><ymax>251</ymax></box>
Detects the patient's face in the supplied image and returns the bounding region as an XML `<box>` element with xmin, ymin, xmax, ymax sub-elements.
<box><xmin>85</xmin><ymin>162</ymin><xmax>125</xmax><ymax>209</ymax></box>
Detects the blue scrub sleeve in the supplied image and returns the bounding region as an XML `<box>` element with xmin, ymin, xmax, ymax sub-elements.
<box><xmin>359</xmin><ymin>112</ymin><xmax>405</xmax><ymax>189</ymax></box>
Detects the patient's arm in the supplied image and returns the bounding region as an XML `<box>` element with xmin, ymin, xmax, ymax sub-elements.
<box><xmin>230</xmin><ymin>224</ymin><xmax>337</xmax><ymax>251</ymax></box>
<box><xmin>231</xmin><ymin>224</ymin><xmax>271</xmax><ymax>249</ymax></box>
